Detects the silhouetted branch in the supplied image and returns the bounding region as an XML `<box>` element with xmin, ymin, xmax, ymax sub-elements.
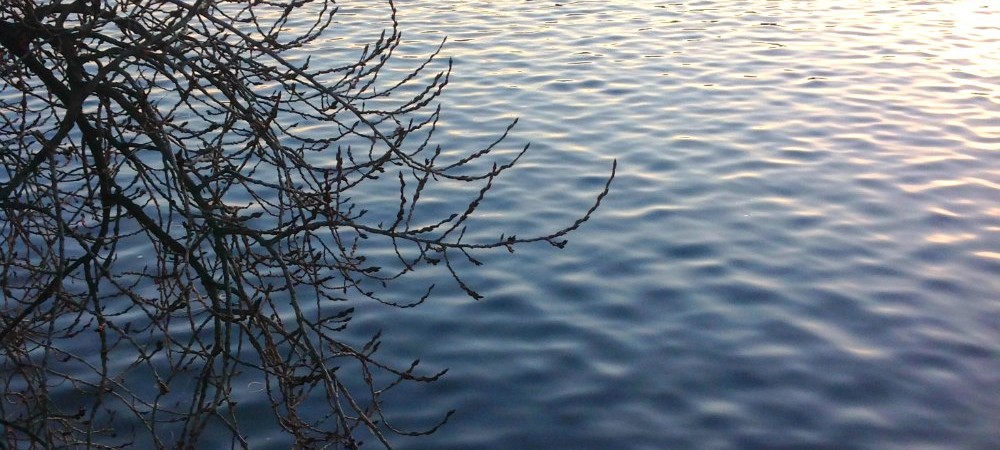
<box><xmin>0</xmin><ymin>0</ymin><xmax>614</xmax><ymax>448</ymax></box>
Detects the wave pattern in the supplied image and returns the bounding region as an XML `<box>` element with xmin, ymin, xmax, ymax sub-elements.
<box><xmin>249</xmin><ymin>1</ymin><xmax>999</xmax><ymax>448</ymax></box>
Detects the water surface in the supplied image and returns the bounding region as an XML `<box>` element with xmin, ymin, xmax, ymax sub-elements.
<box><xmin>273</xmin><ymin>1</ymin><xmax>999</xmax><ymax>448</ymax></box>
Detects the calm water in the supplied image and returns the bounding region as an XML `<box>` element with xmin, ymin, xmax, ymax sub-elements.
<box><xmin>290</xmin><ymin>1</ymin><xmax>1000</xmax><ymax>449</ymax></box>
<box><xmin>51</xmin><ymin>0</ymin><xmax>992</xmax><ymax>448</ymax></box>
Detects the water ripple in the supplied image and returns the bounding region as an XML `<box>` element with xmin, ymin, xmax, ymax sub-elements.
<box><xmin>241</xmin><ymin>1</ymin><xmax>1000</xmax><ymax>448</ymax></box>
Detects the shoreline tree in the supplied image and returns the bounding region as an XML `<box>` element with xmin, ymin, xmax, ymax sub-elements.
<box><xmin>0</xmin><ymin>0</ymin><xmax>614</xmax><ymax>448</ymax></box>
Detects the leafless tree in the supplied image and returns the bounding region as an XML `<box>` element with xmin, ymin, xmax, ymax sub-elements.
<box><xmin>0</xmin><ymin>0</ymin><xmax>614</xmax><ymax>448</ymax></box>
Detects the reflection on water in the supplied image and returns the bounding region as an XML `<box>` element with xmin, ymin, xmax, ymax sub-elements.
<box><xmin>224</xmin><ymin>0</ymin><xmax>1000</xmax><ymax>448</ymax></box>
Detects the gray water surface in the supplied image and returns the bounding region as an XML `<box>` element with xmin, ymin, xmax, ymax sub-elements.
<box><xmin>257</xmin><ymin>1</ymin><xmax>999</xmax><ymax>448</ymax></box>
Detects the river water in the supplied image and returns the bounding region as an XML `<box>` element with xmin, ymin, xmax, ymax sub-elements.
<box><xmin>283</xmin><ymin>1</ymin><xmax>1000</xmax><ymax>449</ymax></box>
<box><xmin>10</xmin><ymin>0</ymin><xmax>987</xmax><ymax>448</ymax></box>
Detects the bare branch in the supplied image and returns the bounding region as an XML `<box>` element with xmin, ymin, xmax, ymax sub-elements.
<box><xmin>0</xmin><ymin>1</ymin><xmax>614</xmax><ymax>448</ymax></box>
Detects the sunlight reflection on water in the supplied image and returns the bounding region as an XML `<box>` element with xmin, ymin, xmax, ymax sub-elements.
<box><xmin>46</xmin><ymin>0</ymin><xmax>992</xmax><ymax>448</ymax></box>
<box><xmin>342</xmin><ymin>2</ymin><xmax>998</xmax><ymax>449</ymax></box>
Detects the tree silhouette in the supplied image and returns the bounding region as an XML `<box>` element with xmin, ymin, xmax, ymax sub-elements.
<box><xmin>0</xmin><ymin>0</ymin><xmax>614</xmax><ymax>448</ymax></box>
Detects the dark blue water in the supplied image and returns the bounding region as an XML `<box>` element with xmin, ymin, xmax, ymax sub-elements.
<box><xmin>24</xmin><ymin>1</ymin><xmax>992</xmax><ymax>448</ymax></box>
<box><xmin>266</xmin><ymin>1</ymin><xmax>1000</xmax><ymax>449</ymax></box>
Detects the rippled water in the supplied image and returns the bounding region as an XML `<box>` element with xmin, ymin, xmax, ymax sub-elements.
<box><xmin>309</xmin><ymin>1</ymin><xmax>1000</xmax><ymax>449</ymax></box>
<box><xmin>219</xmin><ymin>1</ymin><xmax>1000</xmax><ymax>448</ymax></box>
<box><xmin>299</xmin><ymin>1</ymin><xmax>1000</xmax><ymax>449</ymax></box>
